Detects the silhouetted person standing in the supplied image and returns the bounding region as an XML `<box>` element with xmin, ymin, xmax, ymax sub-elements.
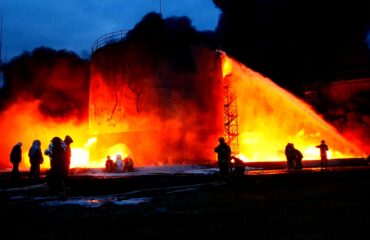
<box><xmin>123</xmin><ymin>155</ymin><xmax>134</xmax><ymax>172</ymax></box>
<box><xmin>292</xmin><ymin>147</ymin><xmax>304</xmax><ymax>169</ymax></box>
<box><xmin>285</xmin><ymin>143</ymin><xmax>295</xmax><ymax>169</ymax></box>
<box><xmin>316</xmin><ymin>140</ymin><xmax>329</xmax><ymax>170</ymax></box>
<box><xmin>10</xmin><ymin>142</ymin><xmax>22</xmax><ymax>179</ymax></box>
<box><xmin>28</xmin><ymin>140</ymin><xmax>44</xmax><ymax>179</ymax></box>
<box><xmin>214</xmin><ymin>137</ymin><xmax>231</xmax><ymax>177</ymax></box>
<box><xmin>285</xmin><ymin>143</ymin><xmax>303</xmax><ymax>169</ymax></box>
<box><xmin>105</xmin><ymin>155</ymin><xmax>114</xmax><ymax>172</ymax></box>
<box><xmin>115</xmin><ymin>154</ymin><xmax>124</xmax><ymax>172</ymax></box>
<box><xmin>44</xmin><ymin>137</ymin><xmax>67</xmax><ymax>196</ymax></box>
<box><xmin>63</xmin><ymin>135</ymin><xmax>73</xmax><ymax>176</ymax></box>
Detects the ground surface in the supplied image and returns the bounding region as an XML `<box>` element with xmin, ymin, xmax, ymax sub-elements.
<box><xmin>1</xmin><ymin>166</ymin><xmax>370</xmax><ymax>239</ymax></box>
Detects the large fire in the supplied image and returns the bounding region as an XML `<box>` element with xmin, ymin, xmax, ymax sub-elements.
<box><xmin>0</xmin><ymin>100</ymin><xmax>133</xmax><ymax>170</ymax></box>
<box><xmin>0</xmin><ymin>52</ymin><xmax>366</xmax><ymax>171</ymax></box>
<box><xmin>221</xmin><ymin>54</ymin><xmax>366</xmax><ymax>162</ymax></box>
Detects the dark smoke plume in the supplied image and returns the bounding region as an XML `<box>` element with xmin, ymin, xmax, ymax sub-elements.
<box><xmin>126</xmin><ymin>12</ymin><xmax>214</xmax><ymax>45</ymax></box>
<box><xmin>126</xmin><ymin>12</ymin><xmax>219</xmax><ymax>70</ymax></box>
<box><xmin>213</xmin><ymin>0</ymin><xmax>370</xmax><ymax>94</ymax></box>
<box><xmin>1</xmin><ymin>47</ymin><xmax>90</xmax><ymax>120</ymax></box>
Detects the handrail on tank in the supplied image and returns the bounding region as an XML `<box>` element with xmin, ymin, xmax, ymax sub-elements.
<box><xmin>92</xmin><ymin>30</ymin><xmax>128</xmax><ymax>53</ymax></box>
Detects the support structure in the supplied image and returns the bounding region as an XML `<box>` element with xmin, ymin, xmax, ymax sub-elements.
<box><xmin>223</xmin><ymin>73</ymin><xmax>239</xmax><ymax>156</ymax></box>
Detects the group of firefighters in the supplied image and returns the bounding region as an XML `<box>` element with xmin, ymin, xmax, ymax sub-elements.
<box><xmin>105</xmin><ymin>154</ymin><xmax>134</xmax><ymax>173</ymax></box>
<box><xmin>214</xmin><ymin>137</ymin><xmax>330</xmax><ymax>176</ymax></box>
<box><xmin>9</xmin><ymin>135</ymin><xmax>135</xmax><ymax>196</ymax></box>
<box><xmin>214</xmin><ymin>137</ymin><xmax>246</xmax><ymax>177</ymax></box>
<box><xmin>10</xmin><ymin>135</ymin><xmax>74</xmax><ymax>195</ymax></box>
<box><xmin>284</xmin><ymin>140</ymin><xmax>329</xmax><ymax>170</ymax></box>
<box><xmin>9</xmin><ymin>136</ymin><xmax>330</xmax><ymax>190</ymax></box>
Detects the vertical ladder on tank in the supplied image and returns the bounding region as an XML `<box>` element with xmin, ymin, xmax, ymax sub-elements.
<box><xmin>223</xmin><ymin>73</ymin><xmax>239</xmax><ymax>157</ymax></box>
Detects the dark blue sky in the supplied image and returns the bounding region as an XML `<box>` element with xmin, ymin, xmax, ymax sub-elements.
<box><xmin>0</xmin><ymin>0</ymin><xmax>220</xmax><ymax>60</ymax></box>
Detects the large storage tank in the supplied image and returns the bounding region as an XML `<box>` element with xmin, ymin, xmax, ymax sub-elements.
<box><xmin>89</xmin><ymin>40</ymin><xmax>224</xmax><ymax>165</ymax></box>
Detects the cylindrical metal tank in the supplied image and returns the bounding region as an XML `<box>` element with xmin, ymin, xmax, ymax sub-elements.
<box><xmin>89</xmin><ymin>41</ymin><xmax>224</xmax><ymax>165</ymax></box>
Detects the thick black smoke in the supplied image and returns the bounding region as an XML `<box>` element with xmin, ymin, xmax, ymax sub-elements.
<box><xmin>1</xmin><ymin>47</ymin><xmax>90</xmax><ymax>120</ymax></box>
<box><xmin>126</xmin><ymin>12</ymin><xmax>217</xmax><ymax>46</ymax></box>
<box><xmin>125</xmin><ymin>12</ymin><xmax>219</xmax><ymax>73</ymax></box>
<box><xmin>213</xmin><ymin>0</ymin><xmax>370</xmax><ymax>95</ymax></box>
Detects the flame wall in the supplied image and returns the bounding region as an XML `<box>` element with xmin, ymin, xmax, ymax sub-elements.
<box><xmin>1</xmin><ymin>45</ymin><xmax>365</xmax><ymax>170</ymax></box>
<box><xmin>89</xmin><ymin>42</ymin><xmax>224</xmax><ymax>165</ymax></box>
<box><xmin>0</xmin><ymin>48</ymin><xmax>90</xmax><ymax>170</ymax></box>
<box><xmin>223</xmin><ymin>57</ymin><xmax>366</xmax><ymax>161</ymax></box>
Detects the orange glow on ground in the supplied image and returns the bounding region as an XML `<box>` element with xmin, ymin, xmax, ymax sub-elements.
<box><xmin>222</xmin><ymin>55</ymin><xmax>366</xmax><ymax>162</ymax></box>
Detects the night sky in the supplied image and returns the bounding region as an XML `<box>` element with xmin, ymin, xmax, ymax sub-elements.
<box><xmin>1</xmin><ymin>0</ymin><xmax>370</xmax><ymax>92</ymax></box>
<box><xmin>0</xmin><ymin>0</ymin><xmax>220</xmax><ymax>60</ymax></box>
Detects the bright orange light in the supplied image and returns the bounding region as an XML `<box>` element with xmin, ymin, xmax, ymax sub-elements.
<box><xmin>70</xmin><ymin>148</ymin><xmax>89</xmax><ymax>168</ymax></box>
<box><xmin>0</xmin><ymin>100</ymin><xmax>135</xmax><ymax>170</ymax></box>
<box><xmin>0</xmin><ymin>100</ymin><xmax>92</xmax><ymax>170</ymax></box>
<box><xmin>69</xmin><ymin>137</ymin><xmax>97</xmax><ymax>168</ymax></box>
<box><xmin>100</xmin><ymin>143</ymin><xmax>130</xmax><ymax>162</ymax></box>
<box><xmin>222</xmin><ymin>54</ymin><xmax>233</xmax><ymax>78</ymax></box>
<box><xmin>236</xmin><ymin>154</ymin><xmax>249</xmax><ymax>163</ymax></box>
<box><xmin>85</xmin><ymin>137</ymin><xmax>97</xmax><ymax>148</ymax></box>
<box><xmin>222</xmin><ymin>55</ymin><xmax>366</xmax><ymax>161</ymax></box>
<box><xmin>1</xmin><ymin>52</ymin><xmax>366</xmax><ymax>171</ymax></box>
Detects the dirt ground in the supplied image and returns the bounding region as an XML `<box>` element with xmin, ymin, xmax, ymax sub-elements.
<box><xmin>1</xmin><ymin>166</ymin><xmax>370</xmax><ymax>239</ymax></box>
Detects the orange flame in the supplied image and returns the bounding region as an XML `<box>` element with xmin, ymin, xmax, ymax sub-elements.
<box><xmin>0</xmin><ymin>100</ymin><xmax>132</xmax><ymax>170</ymax></box>
<box><xmin>222</xmin><ymin>54</ymin><xmax>366</xmax><ymax>161</ymax></box>
<box><xmin>0</xmin><ymin>52</ymin><xmax>366</xmax><ymax>171</ymax></box>
<box><xmin>0</xmin><ymin>100</ymin><xmax>91</xmax><ymax>169</ymax></box>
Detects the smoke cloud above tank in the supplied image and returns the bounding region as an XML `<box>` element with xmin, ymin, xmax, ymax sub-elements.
<box><xmin>1</xmin><ymin>47</ymin><xmax>90</xmax><ymax>119</ymax></box>
<box><xmin>212</xmin><ymin>0</ymin><xmax>370</xmax><ymax>102</ymax></box>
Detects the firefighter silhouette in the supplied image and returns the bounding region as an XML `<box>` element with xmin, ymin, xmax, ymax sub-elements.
<box><xmin>231</xmin><ymin>156</ymin><xmax>245</xmax><ymax>176</ymax></box>
<box><xmin>63</xmin><ymin>135</ymin><xmax>73</xmax><ymax>175</ymax></box>
<box><xmin>123</xmin><ymin>155</ymin><xmax>134</xmax><ymax>172</ymax></box>
<box><xmin>10</xmin><ymin>142</ymin><xmax>22</xmax><ymax>179</ymax></box>
<box><xmin>316</xmin><ymin>140</ymin><xmax>329</xmax><ymax>170</ymax></box>
<box><xmin>28</xmin><ymin>140</ymin><xmax>44</xmax><ymax>179</ymax></box>
<box><xmin>44</xmin><ymin>137</ymin><xmax>67</xmax><ymax>196</ymax></box>
<box><xmin>285</xmin><ymin>143</ymin><xmax>295</xmax><ymax>169</ymax></box>
<box><xmin>214</xmin><ymin>137</ymin><xmax>231</xmax><ymax>176</ymax></box>
<box><xmin>105</xmin><ymin>155</ymin><xmax>114</xmax><ymax>172</ymax></box>
<box><xmin>115</xmin><ymin>154</ymin><xmax>124</xmax><ymax>172</ymax></box>
<box><xmin>285</xmin><ymin>143</ymin><xmax>304</xmax><ymax>169</ymax></box>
